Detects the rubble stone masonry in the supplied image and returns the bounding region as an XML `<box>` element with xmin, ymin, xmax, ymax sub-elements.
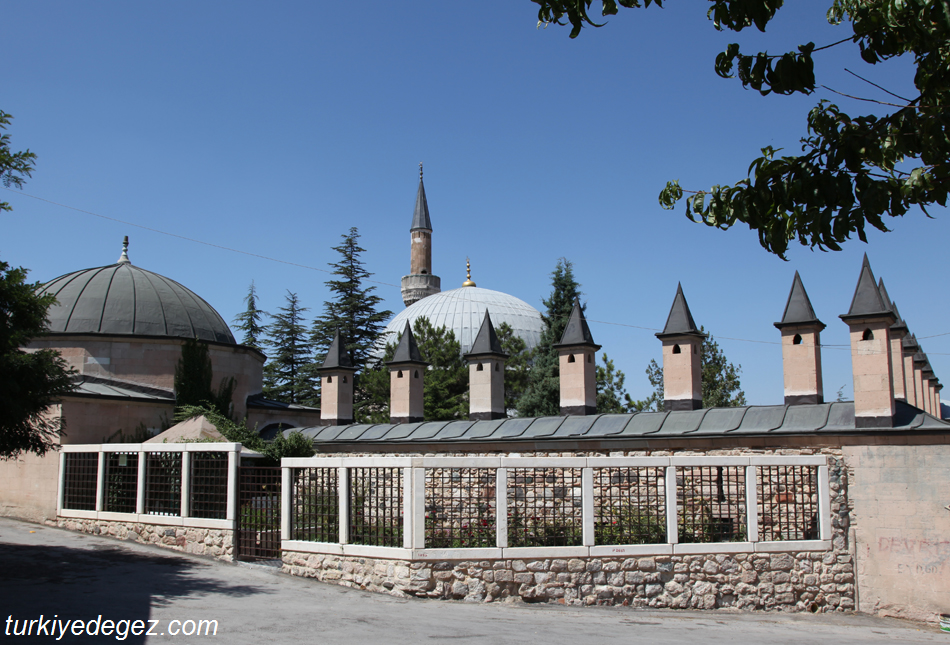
<box><xmin>56</xmin><ymin>518</ymin><xmax>233</xmax><ymax>561</ymax></box>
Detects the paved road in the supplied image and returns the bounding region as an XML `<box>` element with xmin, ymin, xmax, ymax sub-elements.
<box><xmin>0</xmin><ymin>518</ymin><xmax>943</xmax><ymax>644</ymax></box>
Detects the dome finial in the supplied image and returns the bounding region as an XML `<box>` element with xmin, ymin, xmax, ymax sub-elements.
<box><xmin>117</xmin><ymin>235</ymin><xmax>131</xmax><ymax>264</ymax></box>
<box><xmin>419</xmin><ymin>161</ymin><xmax>423</xmax><ymax>179</ymax></box>
<box><xmin>462</xmin><ymin>257</ymin><xmax>476</xmax><ymax>287</ymax></box>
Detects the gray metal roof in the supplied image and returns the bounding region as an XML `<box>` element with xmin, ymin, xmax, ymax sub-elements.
<box><xmin>656</xmin><ymin>283</ymin><xmax>704</xmax><ymax>339</ymax></box>
<box><xmin>554</xmin><ymin>299</ymin><xmax>600</xmax><ymax>349</ymax></box>
<box><xmin>467</xmin><ymin>311</ymin><xmax>506</xmax><ymax>357</ymax></box>
<box><xmin>39</xmin><ymin>253</ymin><xmax>235</xmax><ymax>344</ymax></box>
<box><xmin>841</xmin><ymin>255</ymin><xmax>893</xmax><ymax>321</ymax></box>
<box><xmin>411</xmin><ymin>175</ymin><xmax>431</xmax><ymax>231</ymax></box>
<box><xmin>69</xmin><ymin>375</ymin><xmax>175</xmax><ymax>402</ymax></box>
<box><xmin>246</xmin><ymin>393</ymin><xmax>319</xmax><ymax>411</ymax></box>
<box><xmin>775</xmin><ymin>271</ymin><xmax>823</xmax><ymax>329</ymax></box>
<box><xmin>286</xmin><ymin>400</ymin><xmax>947</xmax><ymax>446</ymax></box>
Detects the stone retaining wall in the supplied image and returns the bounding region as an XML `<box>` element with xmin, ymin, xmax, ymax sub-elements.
<box><xmin>282</xmin><ymin>550</ymin><xmax>855</xmax><ymax>611</ymax></box>
<box><xmin>56</xmin><ymin>518</ymin><xmax>233</xmax><ymax>561</ymax></box>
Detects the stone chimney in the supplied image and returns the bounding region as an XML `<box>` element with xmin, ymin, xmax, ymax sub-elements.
<box><xmin>554</xmin><ymin>299</ymin><xmax>601</xmax><ymax>416</ymax></box>
<box><xmin>464</xmin><ymin>310</ymin><xmax>508</xmax><ymax>420</ymax></box>
<box><xmin>656</xmin><ymin>283</ymin><xmax>706</xmax><ymax>411</ymax></box>
<box><xmin>901</xmin><ymin>334</ymin><xmax>920</xmax><ymax>408</ymax></box>
<box><xmin>387</xmin><ymin>323</ymin><xmax>428</xmax><ymax>423</ymax></box>
<box><xmin>913</xmin><ymin>351</ymin><xmax>928</xmax><ymax>413</ymax></box>
<box><xmin>878</xmin><ymin>280</ymin><xmax>908</xmax><ymax>401</ymax></box>
<box><xmin>319</xmin><ymin>330</ymin><xmax>357</xmax><ymax>425</ymax></box>
<box><xmin>839</xmin><ymin>255</ymin><xmax>896</xmax><ymax>428</ymax></box>
<box><xmin>774</xmin><ymin>271</ymin><xmax>825</xmax><ymax>405</ymax></box>
<box><xmin>937</xmin><ymin>383</ymin><xmax>944</xmax><ymax>419</ymax></box>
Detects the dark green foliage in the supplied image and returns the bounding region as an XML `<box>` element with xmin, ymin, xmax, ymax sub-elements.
<box><xmin>641</xmin><ymin>328</ymin><xmax>746</xmax><ymax>410</ymax></box>
<box><xmin>517</xmin><ymin>258</ymin><xmax>583</xmax><ymax>418</ymax></box>
<box><xmin>507</xmin><ymin>506</ymin><xmax>583</xmax><ymax>547</ymax></box>
<box><xmin>0</xmin><ymin>111</ymin><xmax>36</xmax><ymax>213</ymax></box>
<box><xmin>0</xmin><ymin>114</ymin><xmax>76</xmax><ymax>458</ymax></box>
<box><xmin>595</xmin><ymin>353</ymin><xmax>638</xmax><ymax>414</ymax></box>
<box><xmin>594</xmin><ymin>506</ymin><xmax>666</xmax><ymax>545</ymax></box>
<box><xmin>310</xmin><ymin>227</ymin><xmax>392</xmax><ymax>369</ymax></box>
<box><xmin>233</xmin><ymin>281</ymin><xmax>268</xmax><ymax>350</ymax></box>
<box><xmin>359</xmin><ymin>317</ymin><xmax>469</xmax><ymax>422</ymax></box>
<box><xmin>534</xmin><ymin>1</ymin><xmax>950</xmax><ymax>257</ymax></box>
<box><xmin>0</xmin><ymin>261</ymin><xmax>76</xmax><ymax>457</ymax></box>
<box><xmin>174</xmin><ymin>404</ymin><xmax>315</xmax><ymax>463</ymax></box>
<box><xmin>173</xmin><ymin>337</ymin><xmax>235</xmax><ymax>419</ymax></box>
<box><xmin>262</xmin><ymin>291</ymin><xmax>314</xmax><ymax>405</ymax></box>
<box><xmin>496</xmin><ymin>322</ymin><xmax>530</xmax><ymax>412</ymax></box>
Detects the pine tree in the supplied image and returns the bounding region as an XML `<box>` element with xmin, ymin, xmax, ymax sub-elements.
<box><xmin>262</xmin><ymin>291</ymin><xmax>314</xmax><ymax>404</ymax></box>
<box><xmin>496</xmin><ymin>322</ymin><xmax>530</xmax><ymax>412</ymax></box>
<box><xmin>516</xmin><ymin>258</ymin><xmax>583</xmax><ymax>417</ymax></box>
<box><xmin>233</xmin><ymin>281</ymin><xmax>267</xmax><ymax>350</ymax></box>
<box><xmin>310</xmin><ymin>228</ymin><xmax>392</xmax><ymax>368</ymax></box>
<box><xmin>596</xmin><ymin>353</ymin><xmax>638</xmax><ymax>414</ymax></box>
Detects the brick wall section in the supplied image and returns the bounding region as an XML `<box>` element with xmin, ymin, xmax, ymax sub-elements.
<box><xmin>56</xmin><ymin>518</ymin><xmax>234</xmax><ymax>561</ymax></box>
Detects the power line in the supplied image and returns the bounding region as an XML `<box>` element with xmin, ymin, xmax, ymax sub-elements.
<box><xmin>5</xmin><ymin>186</ymin><xmax>950</xmax><ymax>357</ymax></box>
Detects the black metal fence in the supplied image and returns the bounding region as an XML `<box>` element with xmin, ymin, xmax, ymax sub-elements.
<box><xmin>425</xmin><ymin>468</ymin><xmax>496</xmax><ymax>549</ymax></box>
<box><xmin>62</xmin><ymin>453</ymin><xmax>98</xmax><ymax>511</ymax></box>
<box><xmin>236</xmin><ymin>466</ymin><xmax>282</xmax><ymax>560</ymax></box>
<box><xmin>507</xmin><ymin>467</ymin><xmax>583</xmax><ymax>547</ymax></box>
<box><xmin>290</xmin><ymin>467</ymin><xmax>339</xmax><ymax>542</ymax></box>
<box><xmin>678</xmin><ymin>466</ymin><xmax>747</xmax><ymax>543</ymax></box>
<box><xmin>348</xmin><ymin>467</ymin><xmax>403</xmax><ymax>547</ymax></box>
<box><xmin>190</xmin><ymin>452</ymin><xmax>229</xmax><ymax>520</ymax></box>
<box><xmin>594</xmin><ymin>467</ymin><xmax>667</xmax><ymax>545</ymax></box>
<box><xmin>104</xmin><ymin>452</ymin><xmax>138</xmax><ymax>514</ymax></box>
<box><xmin>757</xmin><ymin>465</ymin><xmax>820</xmax><ymax>541</ymax></box>
<box><xmin>145</xmin><ymin>452</ymin><xmax>182</xmax><ymax>516</ymax></box>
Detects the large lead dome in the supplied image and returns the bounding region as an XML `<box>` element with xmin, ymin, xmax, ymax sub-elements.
<box><xmin>382</xmin><ymin>286</ymin><xmax>543</xmax><ymax>355</ymax></box>
<box><xmin>38</xmin><ymin>242</ymin><xmax>236</xmax><ymax>345</ymax></box>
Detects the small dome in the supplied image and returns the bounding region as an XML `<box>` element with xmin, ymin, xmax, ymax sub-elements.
<box><xmin>39</xmin><ymin>260</ymin><xmax>236</xmax><ymax>345</ymax></box>
<box><xmin>382</xmin><ymin>286</ymin><xmax>543</xmax><ymax>355</ymax></box>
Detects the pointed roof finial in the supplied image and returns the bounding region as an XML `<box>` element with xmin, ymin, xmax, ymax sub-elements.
<box><xmin>117</xmin><ymin>235</ymin><xmax>131</xmax><ymax>264</ymax></box>
<box><xmin>462</xmin><ymin>257</ymin><xmax>476</xmax><ymax>287</ymax></box>
<box><xmin>656</xmin><ymin>283</ymin><xmax>705</xmax><ymax>338</ymax></box>
<box><xmin>555</xmin><ymin>298</ymin><xmax>601</xmax><ymax>349</ymax></box>
<box><xmin>467</xmin><ymin>310</ymin><xmax>507</xmax><ymax>357</ymax></box>
<box><xmin>419</xmin><ymin>161</ymin><xmax>423</xmax><ymax>178</ymax></box>
<box><xmin>840</xmin><ymin>254</ymin><xmax>894</xmax><ymax>322</ymax></box>
<box><xmin>775</xmin><ymin>271</ymin><xmax>824</xmax><ymax>329</ymax></box>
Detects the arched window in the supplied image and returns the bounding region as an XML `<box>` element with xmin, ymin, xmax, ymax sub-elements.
<box><xmin>495</xmin><ymin>362</ymin><xmax>500</xmax><ymax>372</ymax></box>
<box><xmin>568</xmin><ymin>354</ymin><xmax>576</xmax><ymax>363</ymax></box>
<box><xmin>793</xmin><ymin>334</ymin><xmax>803</xmax><ymax>345</ymax></box>
<box><xmin>414</xmin><ymin>370</ymin><xmax>419</xmax><ymax>378</ymax></box>
<box><xmin>587</xmin><ymin>353</ymin><xmax>592</xmax><ymax>363</ymax></box>
<box><xmin>672</xmin><ymin>345</ymin><xmax>681</xmax><ymax>355</ymax></box>
<box><xmin>476</xmin><ymin>363</ymin><xmax>484</xmax><ymax>372</ymax></box>
<box><xmin>862</xmin><ymin>328</ymin><xmax>874</xmax><ymax>341</ymax></box>
<box><xmin>326</xmin><ymin>375</ymin><xmax>333</xmax><ymax>383</ymax></box>
<box><xmin>342</xmin><ymin>375</ymin><xmax>348</xmax><ymax>383</ymax></box>
<box><xmin>397</xmin><ymin>370</ymin><xmax>403</xmax><ymax>378</ymax></box>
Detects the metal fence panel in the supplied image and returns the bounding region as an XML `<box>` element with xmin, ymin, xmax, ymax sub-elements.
<box><xmin>507</xmin><ymin>467</ymin><xmax>583</xmax><ymax>547</ymax></box>
<box><xmin>190</xmin><ymin>452</ymin><xmax>229</xmax><ymax>520</ymax></box>
<box><xmin>593</xmin><ymin>467</ymin><xmax>666</xmax><ymax>545</ymax></box>
<box><xmin>237</xmin><ymin>466</ymin><xmax>282</xmax><ymax>560</ymax></box>
<box><xmin>425</xmin><ymin>468</ymin><xmax>496</xmax><ymax>549</ymax></box>
<box><xmin>104</xmin><ymin>452</ymin><xmax>138</xmax><ymax>514</ymax></box>
<box><xmin>145</xmin><ymin>452</ymin><xmax>182</xmax><ymax>516</ymax></box>
<box><xmin>348</xmin><ymin>467</ymin><xmax>403</xmax><ymax>547</ymax></box>
<box><xmin>677</xmin><ymin>466</ymin><xmax>747</xmax><ymax>543</ymax></box>
<box><xmin>757</xmin><ymin>465</ymin><xmax>820</xmax><ymax>541</ymax></box>
<box><xmin>63</xmin><ymin>453</ymin><xmax>98</xmax><ymax>511</ymax></box>
<box><xmin>290</xmin><ymin>467</ymin><xmax>339</xmax><ymax>542</ymax></box>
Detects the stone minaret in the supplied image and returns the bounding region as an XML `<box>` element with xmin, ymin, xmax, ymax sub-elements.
<box><xmin>878</xmin><ymin>280</ymin><xmax>908</xmax><ymax>401</ymax></box>
<box><xmin>554</xmin><ymin>299</ymin><xmax>601</xmax><ymax>416</ymax></box>
<box><xmin>400</xmin><ymin>164</ymin><xmax>441</xmax><ymax>307</ymax></box>
<box><xmin>319</xmin><ymin>330</ymin><xmax>356</xmax><ymax>426</ymax></box>
<box><xmin>839</xmin><ymin>255</ymin><xmax>896</xmax><ymax>428</ymax></box>
<box><xmin>465</xmin><ymin>310</ymin><xmax>508</xmax><ymax>420</ymax></box>
<box><xmin>387</xmin><ymin>322</ymin><xmax>428</xmax><ymax>423</ymax></box>
<box><xmin>656</xmin><ymin>283</ymin><xmax>706</xmax><ymax>411</ymax></box>
<box><xmin>774</xmin><ymin>271</ymin><xmax>825</xmax><ymax>405</ymax></box>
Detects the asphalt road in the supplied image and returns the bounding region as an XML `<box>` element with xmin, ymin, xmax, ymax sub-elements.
<box><xmin>0</xmin><ymin>517</ymin><xmax>944</xmax><ymax>644</ymax></box>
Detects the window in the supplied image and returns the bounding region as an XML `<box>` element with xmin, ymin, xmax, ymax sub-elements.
<box><xmin>862</xmin><ymin>328</ymin><xmax>874</xmax><ymax>341</ymax></box>
<box><xmin>793</xmin><ymin>334</ymin><xmax>802</xmax><ymax>345</ymax></box>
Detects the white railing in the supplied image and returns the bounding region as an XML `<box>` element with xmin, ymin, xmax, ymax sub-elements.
<box><xmin>58</xmin><ymin>443</ymin><xmax>244</xmax><ymax>530</ymax></box>
<box><xmin>281</xmin><ymin>455</ymin><xmax>832</xmax><ymax>561</ymax></box>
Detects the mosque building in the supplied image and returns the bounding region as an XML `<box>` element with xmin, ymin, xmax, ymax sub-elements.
<box><xmin>384</xmin><ymin>165</ymin><xmax>544</xmax><ymax>354</ymax></box>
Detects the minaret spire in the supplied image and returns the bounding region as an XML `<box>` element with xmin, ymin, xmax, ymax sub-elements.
<box><xmin>401</xmin><ymin>165</ymin><xmax>441</xmax><ymax>307</ymax></box>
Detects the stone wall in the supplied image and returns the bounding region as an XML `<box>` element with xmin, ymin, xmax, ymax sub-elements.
<box><xmin>282</xmin><ymin>550</ymin><xmax>854</xmax><ymax>612</ymax></box>
<box><xmin>56</xmin><ymin>518</ymin><xmax>233</xmax><ymax>561</ymax></box>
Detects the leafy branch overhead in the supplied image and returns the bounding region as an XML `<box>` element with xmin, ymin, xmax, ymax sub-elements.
<box><xmin>533</xmin><ymin>0</ymin><xmax>950</xmax><ymax>257</ymax></box>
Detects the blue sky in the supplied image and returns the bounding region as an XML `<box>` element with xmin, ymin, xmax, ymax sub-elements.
<box><xmin>3</xmin><ymin>1</ymin><xmax>947</xmax><ymax>406</ymax></box>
